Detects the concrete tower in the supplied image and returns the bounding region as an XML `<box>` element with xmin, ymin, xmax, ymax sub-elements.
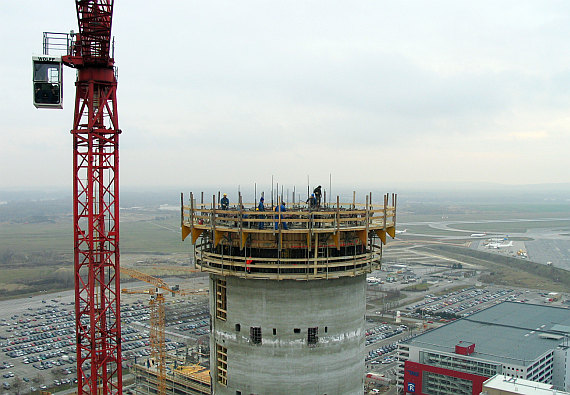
<box><xmin>182</xmin><ymin>192</ymin><xmax>396</xmax><ymax>395</ymax></box>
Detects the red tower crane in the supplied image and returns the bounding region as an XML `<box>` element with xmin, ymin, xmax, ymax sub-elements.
<box><xmin>64</xmin><ymin>2</ymin><xmax>122</xmax><ymax>393</ymax></box>
<box><xmin>35</xmin><ymin>1</ymin><xmax>122</xmax><ymax>393</ymax></box>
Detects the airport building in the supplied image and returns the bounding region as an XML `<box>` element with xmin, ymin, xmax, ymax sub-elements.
<box><xmin>397</xmin><ymin>302</ymin><xmax>570</xmax><ymax>395</ymax></box>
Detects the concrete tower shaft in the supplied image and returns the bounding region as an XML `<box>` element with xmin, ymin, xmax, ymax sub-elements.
<box><xmin>182</xmin><ymin>192</ymin><xmax>396</xmax><ymax>395</ymax></box>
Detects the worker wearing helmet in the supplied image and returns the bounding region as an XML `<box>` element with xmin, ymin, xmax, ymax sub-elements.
<box><xmin>306</xmin><ymin>193</ymin><xmax>317</xmax><ymax>209</ymax></box>
<box><xmin>313</xmin><ymin>186</ymin><xmax>322</xmax><ymax>207</ymax></box>
<box><xmin>274</xmin><ymin>201</ymin><xmax>288</xmax><ymax>230</ymax></box>
<box><xmin>257</xmin><ymin>197</ymin><xmax>265</xmax><ymax>229</ymax></box>
<box><xmin>221</xmin><ymin>193</ymin><xmax>229</xmax><ymax>210</ymax></box>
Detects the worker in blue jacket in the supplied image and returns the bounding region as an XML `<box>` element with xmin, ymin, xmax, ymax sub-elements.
<box><xmin>257</xmin><ymin>197</ymin><xmax>265</xmax><ymax>229</ymax></box>
<box><xmin>274</xmin><ymin>201</ymin><xmax>288</xmax><ymax>230</ymax></box>
<box><xmin>220</xmin><ymin>193</ymin><xmax>229</xmax><ymax>210</ymax></box>
<box><xmin>306</xmin><ymin>193</ymin><xmax>317</xmax><ymax>209</ymax></box>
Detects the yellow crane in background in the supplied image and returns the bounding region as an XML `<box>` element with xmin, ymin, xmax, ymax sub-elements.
<box><xmin>121</xmin><ymin>267</ymin><xmax>208</xmax><ymax>395</ymax></box>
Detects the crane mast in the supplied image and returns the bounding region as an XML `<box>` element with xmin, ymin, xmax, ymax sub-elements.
<box><xmin>62</xmin><ymin>1</ymin><xmax>122</xmax><ymax>393</ymax></box>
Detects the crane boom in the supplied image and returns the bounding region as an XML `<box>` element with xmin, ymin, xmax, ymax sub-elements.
<box><xmin>122</xmin><ymin>267</ymin><xmax>175</xmax><ymax>295</ymax></box>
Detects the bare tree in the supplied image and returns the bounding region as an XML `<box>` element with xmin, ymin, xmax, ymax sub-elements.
<box><xmin>33</xmin><ymin>373</ymin><xmax>43</xmax><ymax>385</ymax></box>
<box><xmin>12</xmin><ymin>376</ymin><xmax>23</xmax><ymax>394</ymax></box>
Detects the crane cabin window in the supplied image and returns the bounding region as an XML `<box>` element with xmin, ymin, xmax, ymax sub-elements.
<box><xmin>32</xmin><ymin>56</ymin><xmax>63</xmax><ymax>109</ymax></box>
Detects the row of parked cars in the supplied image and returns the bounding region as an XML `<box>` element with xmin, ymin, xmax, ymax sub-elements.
<box><xmin>366</xmin><ymin>342</ymin><xmax>398</xmax><ymax>362</ymax></box>
<box><xmin>405</xmin><ymin>287</ymin><xmax>522</xmax><ymax>318</ymax></box>
<box><xmin>366</xmin><ymin>325</ymin><xmax>406</xmax><ymax>346</ymax></box>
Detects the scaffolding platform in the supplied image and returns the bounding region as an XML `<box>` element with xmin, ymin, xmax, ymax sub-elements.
<box><xmin>181</xmin><ymin>192</ymin><xmax>397</xmax><ymax>280</ymax></box>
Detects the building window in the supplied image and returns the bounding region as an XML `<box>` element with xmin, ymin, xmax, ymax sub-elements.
<box><xmin>250</xmin><ymin>326</ymin><xmax>262</xmax><ymax>344</ymax></box>
<box><xmin>308</xmin><ymin>327</ymin><xmax>318</xmax><ymax>345</ymax></box>
<box><xmin>216</xmin><ymin>344</ymin><xmax>228</xmax><ymax>386</ymax></box>
<box><xmin>235</xmin><ymin>323</ymin><xmax>240</xmax><ymax>332</ymax></box>
<box><xmin>294</xmin><ymin>328</ymin><xmax>301</xmax><ymax>334</ymax></box>
<box><xmin>273</xmin><ymin>328</ymin><xmax>276</xmax><ymax>335</ymax></box>
<box><xmin>423</xmin><ymin>371</ymin><xmax>472</xmax><ymax>395</ymax></box>
<box><xmin>216</xmin><ymin>279</ymin><xmax>227</xmax><ymax>320</ymax></box>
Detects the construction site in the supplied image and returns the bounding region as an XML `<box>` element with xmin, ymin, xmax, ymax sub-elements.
<box><xmin>177</xmin><ymin>192</ymin><xmax>397</xmax><ymax>394</ymax></box>
<box><xmin>95</xmin><ymin>191</ymin><xmax>398</xmax><ymax>394</ymax></box>
<box><xmin>30</xmin><ymin>1</ymin><xmax>397</xmax><ymax>393</ymax></box>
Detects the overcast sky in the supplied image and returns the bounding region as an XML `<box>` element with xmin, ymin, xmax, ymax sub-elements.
<box><xmin>2</xmin><ymin>1</ymin><xmax>569</xmax><ymax>193</ymax></box>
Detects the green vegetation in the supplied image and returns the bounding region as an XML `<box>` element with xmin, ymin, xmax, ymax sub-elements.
<box><xmin>0</xmin><ymin>221</ymin><xmax>72</xmax><ymax>254</ymax></box>
<box><xmin>121</xmin><ymin>219</ymin><xmax>186</xmax><ymax>254</ymax></box>
<box><xmin>446</xmin><ymin>220</ymin><xmax>570</xmax><ymax>234</ymax></box>
<box><xmin>404</xmin><ymin>224</ymin><xmax>467</xmax><ymax>237</ymax></box>
<box><xmin>0</xmin><ymin>215</ymin><xmax>186</xmax><ymax>256</ymax></box>
<box><xmin>418</xmin><ymin>245</ymin><xmax>570</xmax><ymax>292</ymax></box>
<box><xmin>0</xmin><ymin>210</ymin><xmax>189</xmax><ymax>298</ymax></box>
<box><xmin>434</xmin><ymin>284</ymin><xmax>473</xmax><ymax>296</ymax></box>
<box><xmin>402</xmin><ymin>283</ymin><xmax>429</xmax><ymax>292</ymax></box>
<box><xmin>403</xmin><ymin>220</ymin><xmax>570</xmax><ymax>238</ymax></box>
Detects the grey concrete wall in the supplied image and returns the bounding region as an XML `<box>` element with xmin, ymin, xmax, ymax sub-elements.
<box><xmin>210</xmin><ymin>275</ymin><xmax>366</xmax><ymax>395</ymax></box>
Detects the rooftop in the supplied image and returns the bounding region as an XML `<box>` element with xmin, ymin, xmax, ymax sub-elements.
<box><xmin>482</xmin><ymin>374</ymin><xmax>570</xmax><ymax>394</ymax></box>
<box><xmin>404</xmin><ymin>302</ymin><xmax>570</xmax><ymax>366</ymax></box>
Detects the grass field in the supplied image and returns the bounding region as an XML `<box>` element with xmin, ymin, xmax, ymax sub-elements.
<box><xmin>402</xmin><ymin>283</ymin><xmax>430</xmax><ymax>292</ymax></box>
<box><xmin>402</xmin><ymin>219</ymin><xmax>570</xmax><ymax>236</ymax></box>
<box><xmin>434</xmin><ymin>284</ymin><xmax>474</xmax><ymax>296</ymax></box>
<box><xmin>0</xmin><ymin>221</ymin><xmax>72</xmax><ymax>253</ymax></box>
<box><xmin>0</xmin><ymin>214</ymin><xmax>187</xmax><ymax>255</ymax></box>
<box><xmin>0</xmin><ymin>211</ymin><xmax>190</xmax><ymax>299</ymax></box>
<box><xmin>443</xmin><ymin>220</ymin><xmax>570</xmax><ymax>234</ymax></box>
<box><xmin>418</xmin><ymin>245</ymin><xmax>570</xmax><ymax>292</ymax></box>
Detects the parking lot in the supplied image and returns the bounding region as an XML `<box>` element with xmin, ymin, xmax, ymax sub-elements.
<box><xmin>405</xmin><ymin>287</ymin><xmax>523</xmax><ymax>318</ymax></box>
<box><xmin>0</xmin><ymin>288</ymin><xmax>205</xmax><ymax>394</ymax></box>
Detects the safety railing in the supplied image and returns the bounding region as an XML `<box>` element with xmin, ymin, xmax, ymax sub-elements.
<box><xmin>195</xmin><ymin>250</ymin><xmax>381</xmax><ymax>280</ymax></box>
<box><xmin>181</xmin><ymin>193</ymin><xmax>397</xmax><ymax>234</ymax></box>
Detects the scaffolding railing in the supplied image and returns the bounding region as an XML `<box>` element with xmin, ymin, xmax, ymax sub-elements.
<box><xmin>181</xmin><ymin>192</ymin><xmax>397</xmax><ymax>280</ymax></box>
<box><xmin>181</xmin><ymin>192</ymin><xmax>397</xmax><ymax>234</ymax></box>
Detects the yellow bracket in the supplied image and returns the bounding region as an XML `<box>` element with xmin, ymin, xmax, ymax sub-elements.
<box><xmin>357</xmin><ymin>230</ymin><xmax>367</xmax><ymax>245</ymax></box>
<box><xmin>191</xmin><ymin>228</ymin><xmax>204</xmax><ymax>245</ymax></box>
<box><xmin>375</xmin><ymin>229</ymin><xmax>387</xmax><ymax>245</ymax></box>
<box><xmin>386</xmin><ymin>226</ymin><xmax>396</xmax><ymax>238</ymax></box>
<box><xmin>333</xmin><ymin>232</ymin><xmax>341</xmax><ymax>250</ymax></box>
<box><xmin>214</xmin><ymin>230</ymin><xmax>223</xmax><ymax>247</ymax></box>
<box><xmin>182</xmin><ymin>225</ymin><xmax>191</xmax><ymax>241</ymax></box>
<box><xmin>241</xmin><ymin>231</ymin><xmax>248</xmax><ymax>249</ymax></box>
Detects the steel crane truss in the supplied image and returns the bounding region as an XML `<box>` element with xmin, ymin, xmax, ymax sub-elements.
<box><xmin>73</xmin><ymin>66</ymin><xmax>122</xmax><ymax>394</ymax></box>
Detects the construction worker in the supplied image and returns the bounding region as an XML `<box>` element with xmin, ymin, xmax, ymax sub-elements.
<box><xmin>313</xmin><ymin>185</ymin><xmax>322</xmax><ymax>207</ymax></box>
<box><xmin>274</xmin><ymin>201</ymin><xmax>288</xmax><ymax>230</ymax></box>
<box><xmin>257</xmin><ymin>197</ymin><xmax>265</xmax><ymax>229</ymax></box>
<box><xmin>306</xmin><ymin>193</ymin><xmax>317</xmax><ymax>209</ymax></box>
<box><xmin>220</xmin><ymin>193</ymin><xmax>229</xmax><ymax>210</ymax></box>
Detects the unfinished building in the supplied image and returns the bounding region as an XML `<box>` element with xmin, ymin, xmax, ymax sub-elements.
<box><xmin>181</xmin><ymin>192</ymin><xmax>397</xmax><ymax>395</ymax></box>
